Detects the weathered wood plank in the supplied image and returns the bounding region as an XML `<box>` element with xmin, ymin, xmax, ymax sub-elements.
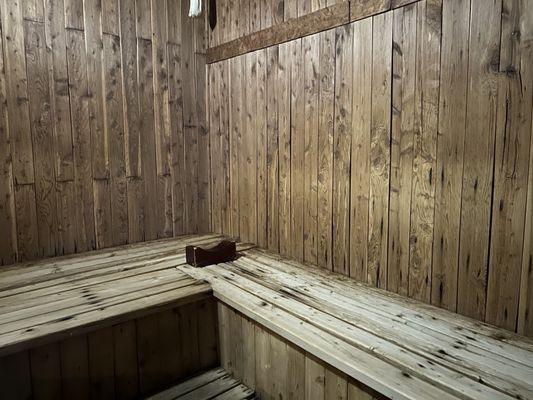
<box><xmin>368</xmin><ymin>12</ymin><xmax>392</xmax><ymax>289</ymax></box>
<box><xmin>303</xmin><ymin>33</ymin><xmax>319</xmax><ymax>265</ymax></box>
<box><xmin>432</xmin><ymin>0</ymin><xmax>470</xmax><ymax>311</ymax></box>
<box><xmin>0</xmin><ymin>0</ymin><xmax>34</xmax><ymax>184</ymax></box>
<box><xmin>349</xmin><ymin>18</ymin><xmax>371</xmax><ymax>281</ymax></box>
<box><xmin>278</xmin><ymin>42</ymin><xmax>291</xmax><ymax>257</ymax></box>
<box><xmin>388</xmin><ymin>5</ymin><xmax>416</xmax><ymax>296</ymax></box>
<box><xmin>487</xmin><ymin>0</ymin><xmax>533</xmax><ymax>331</ymax></box>
<box><xmin>290</xmin><ymin>39</ymin><xmax>304</xmax><ymax>261</ymax></box>
<box><xmin>408</xmin><ymin>0</ymin><xmax>440</xmax><ymax>304</ymax></box>
<box><xmin>317</xmin><ymin>29</ymin><xmax>335</xmax><ymax>270</ymax></box>
<box><xmin>60</xmin><ymin>335</ymin><xmax>90</xmax><ymax>400</ymax></box>
<box><xmin>0</xmin><ymin>18</ymin><xmax>16</xmax><ymax>265</ymax></box>
<box><xmin>457</xmin><ymin>0</ymin><xmax>500</xmax><ymax>321</ymax></box>
<box><xmin>24</xmin><ymin>20</ymin><xmax>58</xmax><ymax>258</ymax></box>
<box><xmin>332</xmin><ymin>24</ymin><xmax>352</xmax><ymax>276</ymax></box>
<box><xmin>66</xmin><ymin>29</ymin><xmax>96</xmax><ymax>252</ymax></box>
<box><xmin>45</xmin><ymin>0</ymin><xmax>74</xmax><ymax>182</ymax></box>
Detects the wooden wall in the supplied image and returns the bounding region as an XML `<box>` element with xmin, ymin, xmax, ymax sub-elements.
<box><xmin>208</xmin><ymin>0</ymin><xmax>347</xmax><ymax>48</ymax></box>
<box><xmin>0</xmin><ymin>298</ymin><xmax>218</xmax><ymax>400</ymax></box>
<box><xmin>0</xmin><ymin>0</ymin><xmax>211</xmax><ymax>266</ymax></box>
<box><xmin>217</xmin><ymin>302</ymin><xmax>386</xmax><ymax>400</ymax></box>
<box><xmin>207</xmin><ymin>0</ymin><xmax>533</xmax><ymax>337</ymax></box>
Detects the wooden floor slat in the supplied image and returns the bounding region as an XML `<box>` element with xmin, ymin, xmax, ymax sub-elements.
<box><xmin>147</xmin><ymin>368</ymin><xmax>256</xmax><ymax>400</ymax></box>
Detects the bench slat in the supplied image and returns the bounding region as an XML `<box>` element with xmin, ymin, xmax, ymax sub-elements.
<box><xmin>180</xmin><ymin>264</ymin><xmax>459</xmax><ymax>400</ymax></box>
<box><xmin>226</xmin><ymin>257</ymin><xmax>533</xmax><ymax>396</ymax></box>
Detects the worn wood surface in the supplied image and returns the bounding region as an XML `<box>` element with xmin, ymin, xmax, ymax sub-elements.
<box><xmin>0</xmin><ymin>0</ymin><xmax>210</xmax><ymax>266</ymax></box>
<box><xmin>0</xmin><ymin>234</ymin><xmax>227</xmax><ymax>356</ymax></box>
<box><xmin>0</xmin><ymin>234</ymin><xmax>222</xmax><ymax>400</ymax></box>
<box><xmin>207</xmin><ymin>0</ymin><xmax>533</xmax><ymax>337</ymax></box>
<box><xmin>182</xmin><ymin>247</ymin><xmax>533</xmax><ymax>400</ymax></box>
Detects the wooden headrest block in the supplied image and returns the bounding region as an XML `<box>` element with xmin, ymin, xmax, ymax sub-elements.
<box><xmin>185</xmin><ymin>240</ymin><xmax>237</xmax><ymax>268</ymax></box>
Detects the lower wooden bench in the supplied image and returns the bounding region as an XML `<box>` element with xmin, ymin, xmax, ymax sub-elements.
<box><xmin>148</xmin><ymin>368</ymin><xmax>256</xmax><ymax>400</ymax></box>
<box><xmin>0</xmin><ymin>234</ymin><xmax>226</xmax><ymax>399</ymax></box>
<box><xmin>179</xmin><ymin>246</ymin><xmax>533</xmax><ymax>400</ymax></box>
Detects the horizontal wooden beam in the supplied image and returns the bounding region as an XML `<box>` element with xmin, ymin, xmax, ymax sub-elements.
<box><xmin>206</xmin><ymin>0</ymin><xmax>422</xmax><ymax>64</ymax></box>
<box><xmin>206</xmin><ymin>3</ymin><xmax>349</xmax><ymax>64</ymax></box>
<box><xmin>350</xmin><ymin>0</ymin><xmax>419</xmax><ymax>22</ymax></box>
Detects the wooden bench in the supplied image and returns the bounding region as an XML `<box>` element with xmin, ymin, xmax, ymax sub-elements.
<box><xmin>179</xmin><ymin>246</ymin><xmax>533</xmax><ymax>400</ymax></box>
<box><xmin>148</xmin><ymin>367</ymin><xmax>256</xmax><ymax>400</ymax></box>
<box><xmin>0</xmin><ymin>234</ymin><xmax>226</xmax><ymax>399</ymax></box>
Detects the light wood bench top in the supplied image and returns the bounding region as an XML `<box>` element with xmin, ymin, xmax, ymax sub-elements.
<box><xmin>179</xmin><ymin>247</ymin><xmax>533</xmax><ymax>400</ymax></box>
<box><xmin>148</xmin><ymin>367</ymin><xmax>256</xmax><ymax>400</ymax></box>
<box><xmin>0</xmin><ymin>234</ymin><xmax>226</xmax><ymax>356</ymax></box>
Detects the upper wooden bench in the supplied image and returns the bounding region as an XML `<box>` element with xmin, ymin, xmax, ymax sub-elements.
<box><xmin>179</xmin><ymin>246</ymin><xmax>533</xmax><ymax>400</ymax></box>
<box><xmin>0</xmin><ymin>234</ymin><xmax>226</xmax><ymax>357</ymax></box>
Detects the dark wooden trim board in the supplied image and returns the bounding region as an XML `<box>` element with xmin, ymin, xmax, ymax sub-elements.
<box><xmin>206</xmin><ymin>0</ymin><xmax>421</xmax><ymax>64</ymax></box>
<box><xmin>206</xmin><ymin>3</ymin><xmax>350</xmax><ymax>64</ymax></box>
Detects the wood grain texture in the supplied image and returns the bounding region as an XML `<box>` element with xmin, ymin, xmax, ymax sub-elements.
<box><xmin>217</xmin><ymin>303</ymin><xmax>385</xmax><ymax>400</ymax></box>
<box><xmin>0</xmin><ymin>0</ymin><xmax>208</xmax><ymax>265</ymax></box>
<box><xmin>206</xmin><ymin>1</ymin><xmax>533</xmax><ymax>337</ymax></box>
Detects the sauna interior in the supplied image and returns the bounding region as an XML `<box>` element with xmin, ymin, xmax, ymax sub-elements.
<box><xmin>0</xmin><ymin>0</ymin><xmax>532</xmax><ymax>399</ymax></box>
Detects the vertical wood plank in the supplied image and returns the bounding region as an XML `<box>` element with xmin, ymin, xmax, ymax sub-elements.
<box><xmin>270</xmin><ymin>333</ymin><xmax>289</xmax><ymax>399</ymax></box>
<box><xmin>113</xmin><ymin>321</ymin><xmax>139</xmax><ymax>400</ymax></box>
<box><xmin>120</xmin><ymin>0</ymin><xmax>141</xmax><ymax>178</ymax></box>
<box><xmin>84</xmin><ymin>0</ymin><xmax>108</xmax><ymax>180</ymax></box>
<box><xmin>66</xmin><ymin>29</ymin><xmax>96</xmax><ymax>252</ymax></box>
<box><xmin>305</xmin><ymin>356</ymin><xmax>325</xmax><ymax>400</ymax></box>
<box><xmin>432</xmin><ymin>0</ymin><xmax>470</xmax><ymax>311</ymax></box>
<box><xmin>229</xmin><ymin>56</ymin><xmax>241</xmax><ymax>238</ymax></box>
<box><xmin>257</xmin><ymin>49</ymin><xmax>268</xmax><ymax>248</ymax></box>
<box><xmin>349</xmin><ymin>19</ymin><xmax>372</xmax><ymax>281</ymax></box>
<box><xmin>325</xmin><ymin>368</ymin><xmax>348</xmax><ymax>400</ymax></box>
<box><xmin>317</xmin><ymin>29</ymin><xmax>335</xmax><ymax>271</ymax></box>
<box><xmin>518</xmin><ymin>99</ymin><xmax>533</xmax><ymax>336</ymax></box>
<box><xmin>278</xmin><ymin>42</ymin><xmax>291</xmax><ymax>256</ymax></box>
<box><xmin>457</xmin><ymin>0</ymin><xmax>501</xmax><ymax>320</ymax></box>
<box><xmin>24</xmin><ymin>20</ymin><xmax>58</xmax><ymax>258</ymax></box>
<box><xmin>303</xmin><ymin>34</ymin><xmax>319</xmax><ymax>265</ymax></box>
<box><xmin>152</xmin><ymin>0</ymin><xmax>171</xmax><ymax>176</ymax></box>
<box><xmin>266</xmin><ymin>46</ymin><xmax>279</xmax><ymax>252</ymax></box>
<box><xmin>94</xmin><ymin>179</ymin><xmax>113</xmax><ymax>248</ymax></box>
<box><xmin>88</xmin><ymin>328</ymin><xmax>115</xmax><ymax>399</ymax></box>
<box><xmin>368</xmin><ymin>12</ymin><xmax>392</xmax><ymax>289</ymax></box>
<box><xmin>64</xmin><ymin>0</ymin><xmax>84</xmax><ymax>30</ymax></box>
<box><xmin>487</xmin><ymin>0</ymin><xmax>533</xmax><ymax>330</ymax></box>
<box><xmin>287</xmin><ymin>344</ymin><xmax>305</xmax><ymax>399</ymax></box>
<box><xmin>0</xmin><ymin>0</ymin><xmax>34</xmax><ymax>185</ymax></box>
<box><xmin>15</xmin><ymin>184</ymin><xmax>39</xmax><ymax>260</ymax></box>
<box><xmin>101</xmin><ymin>0</ymin><xmax>119</xmax><ymax>35</ymax></box>
<box><xmin>168</xmin><ymin>42</ymin><xmax>186</xmax><ymax>235</ymax></box>
<box><xmin>290</xmin><ymin>39</ymin><xmax>304</xmax><ymax>261</ymax></box>
<box><xmin>333</xmin><ymin>24</ymin><xmax>353</xmax><ymax>275</ymax></box>
<box><xmin>137</xmin><ymin>38</ymin><xmax>159</xmax><ymax>241</ymax></box>
<box><xmin>31</xmin><ymin>343</ymin><xmax>62</xmax><ymax>400</ymax></box>
<box><xmin>45</xmin><ymin>0</ymin><xmax>74</xmax><ymax>182</ymax></box>
<box><xmin>60</xmin><ymin>335</ymin><xmax>90</xmax><ymax>400</ymax></box>
<box><xmin>0</xmin><ymin>352</ymin><xmax>32</xmax><ymax>400</ymax></box>
<box><xmin>0</xmin><ymin>17</ymin><xmax>16</xmax><ymax>265</ymax></box>
<box><xmin>240</xmin><ymin>52</ymin><xmax>258</xmax><ymax>243</ymax></box>
<box><xmin>56</xmin><ymin>181</ymin><xmax>77</xmax><ymax>255</ymax></box>
<box><xmin>103</xmin><ymin>34</ymin><xmax>128</xmax><ymax>246</ymax></box>
<box><xmin>408</xmin><ymin>0</ymin><xmax>441</xmax><ymax>304</ymax></box>
<box><xmin>388</xmin><ymin>5</ymin><xmax>416</xmax><ymax>296</ymax></box>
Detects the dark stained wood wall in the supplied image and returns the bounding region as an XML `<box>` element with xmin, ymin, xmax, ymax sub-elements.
<box><xmin>208</xmin><ymin>0</ymin><xmax>533</xmax><ymax>337</ymax></box>
<box><xmin>208</xmin><ymin>0</ymin><xmax>347</xmax><ymax>48</ymax></box>
<box><xmin>0</xmin><ymin>298</ymin><xmax>218</xmax><ymax>399</ymax></box>
<box><xmin>0</xmin><ymin>0</ymin><xmax>211</xmax><ymax>266</ymax></box>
